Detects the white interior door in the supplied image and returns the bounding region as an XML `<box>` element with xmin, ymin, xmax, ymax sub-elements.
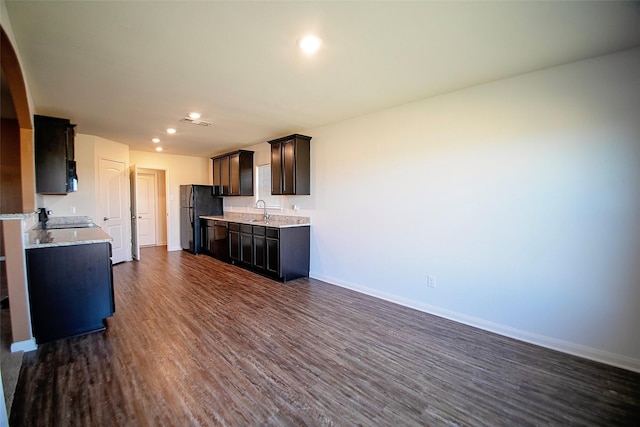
<box><xmin>129</xmin><ymin>164</ymin><xmax>140</xmax><ymax>260</ymax></box>
<box><xmin>99</xmin><ymin>158</ymin><xmax>129</xmax><ymax>263</ymax></box>
<box><xmin>137</xmin><ymin>172</ymin><xmax>157</xmax><ymax>247</ymax></box>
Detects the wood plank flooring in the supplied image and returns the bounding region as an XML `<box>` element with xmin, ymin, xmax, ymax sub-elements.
<box><xmin>9</xmin><ymin>246</ymin><xmax>640</xmax><ymax>426</ymax></box>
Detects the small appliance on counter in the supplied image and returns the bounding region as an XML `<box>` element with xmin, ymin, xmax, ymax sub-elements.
<box><xmin>180</xmin><ymin>184</ymin><xmax>223</xmax><ymax>253</ymax></box>
<box><xmin>38</xmin><ymin>207</ymin><xmax>50</xmax><ymax>228</ymax></box>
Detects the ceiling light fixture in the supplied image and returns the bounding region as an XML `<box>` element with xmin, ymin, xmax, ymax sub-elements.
<box><xmin>151</xmin><ymin>138</ymin><xmax>160</xmax><ymax>143</ymax></box>
<box><xmin>166</xmin><ymin>128</ymin><xmax>176</xmax><ymax>134</ymax></box>
<box><xmin>156</xmin><ymin>147</ymin><xmax>163</xmax><ymax>152</ymax></box>
<box><xmin>298</xmin><ymin>35</ymin><xmax>322</xmax><ymax>54</ymax></box>
<box><xmin>180</xmin><ymin>115</ymin><xmax>213</xmax><ymax>127</ymax></box>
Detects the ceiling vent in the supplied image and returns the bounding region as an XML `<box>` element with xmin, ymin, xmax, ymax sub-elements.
<box><xmin>180</xmin><ymin>117</ymin><xmax>213</xmax><ymax>126</ymax></box>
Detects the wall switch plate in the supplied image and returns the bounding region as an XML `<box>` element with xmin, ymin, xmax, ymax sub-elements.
<box><xmin>427</xmin><ymin>275</ymin><xmax>436</xmax><ymax>288</ymax></box>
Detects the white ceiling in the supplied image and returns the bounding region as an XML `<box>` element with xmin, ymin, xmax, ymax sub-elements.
<box><xmin>4</xmin><ymin>1</ymin><xmax>640</xmax><ymax>158</ymax></box>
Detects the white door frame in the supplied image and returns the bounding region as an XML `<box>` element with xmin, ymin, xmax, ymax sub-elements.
<box><xmin>136</xmin><ymin>169</ymin><xmax>160</xmax><ymax>246</ymax></box>
<box><xmin>132</xmin><ymin>167</ymin><xmax>170</xmax><ymax>251</ymax></box>
<box><xmin>98</xmin><ymin>157</ymin><xmax>131</xmax><ymax>264</ymax></box>
<box><xmin>130</xmin><ymin>164</ymin><xmax>140</xmax><ymax>260</ymax></box>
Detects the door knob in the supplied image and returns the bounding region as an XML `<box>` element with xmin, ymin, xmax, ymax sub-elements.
<box><xmin>103</xmin><ymin>217</ymin><xmax>109</xmax><ymax>221</ymax></box>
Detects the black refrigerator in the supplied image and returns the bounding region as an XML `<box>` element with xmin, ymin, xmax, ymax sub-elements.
<box><xmin>180</xmin><ymin>185</ymin><xmax>223</xmax><ymax>254</ymax></box>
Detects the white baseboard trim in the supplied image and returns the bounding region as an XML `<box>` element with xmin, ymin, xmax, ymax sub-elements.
<box><xmin>11</xmin><ymin>338</ymin><xmax>37</xmax><ymax>353</ymax></box>
<box><xmin>167</xmin><ymin>245</ymin><xmax>182</xmax><ymax>252</ymax></box>
<box><xmin>310</xmin><ymin>272</ymin><xmax>640</xmax><ymax>374</ymax></box>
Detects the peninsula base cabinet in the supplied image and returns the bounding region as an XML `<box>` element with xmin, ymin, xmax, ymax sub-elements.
<box><xmin>224</xmin><ymin>224</ymin><xmax>310</xmax><ymax>282</ymax></box>
<box><xmin>26</xmin><ymin>242</ymin><xmax>115</xmax><ymax>344</ymax></box>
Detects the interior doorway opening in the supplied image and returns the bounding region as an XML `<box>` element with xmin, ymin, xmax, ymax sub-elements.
<box><xmin>131</xmin><ymin>167</ymin><xmax>168</xmax><ymax>260</ymax></box>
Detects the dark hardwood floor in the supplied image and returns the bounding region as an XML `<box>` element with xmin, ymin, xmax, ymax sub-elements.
<box><xmin>10</xmin><ymin>246</ymin><xmax>640</xmax><ymax>426</ymax></box>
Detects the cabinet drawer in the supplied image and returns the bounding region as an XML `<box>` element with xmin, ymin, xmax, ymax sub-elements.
<box><xmin>240</xmin><ymin>224</ymin><xmax>252</xmax><ymax>233</ymax></box>
<box><xmin>253</xmin><ymin>226</ymin><xmax>265</xmax><ymax>236</ymax></box>
<box><xmin>214</xmin><ymin>221</ymin><xmax>227</xmax><ymax>228</ymax></box>
<box><xmin>266</xmin><ymin>228</ymin><xmax>279</xmax><ymax>238</ymax></box>
<box><xmin>229</xmin><ymin>222</ymin><xmax>240</xmax><ymax>231</ymax></box>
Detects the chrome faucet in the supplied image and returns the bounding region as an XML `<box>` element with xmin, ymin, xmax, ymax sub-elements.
<box><xmin>255</xmin><ymin>199</ymin><xmax>269</xmax><ymax>222</ymax></box>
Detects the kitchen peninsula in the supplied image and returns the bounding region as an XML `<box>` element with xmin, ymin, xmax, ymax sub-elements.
<box><xmin>200</xmin><ymin>213</ymin><xmax>310</xmax><ymax>282</ymax></box>
<box><xmin>25</xmin><ymin>225</ymin><xmax>115</xmax><ymax>344</ymax></box>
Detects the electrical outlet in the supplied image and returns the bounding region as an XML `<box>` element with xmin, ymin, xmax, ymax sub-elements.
<box><xmin>427</xmin><ymin>274</ymin><xmax>436</xmax><ymax>288</ymax></box>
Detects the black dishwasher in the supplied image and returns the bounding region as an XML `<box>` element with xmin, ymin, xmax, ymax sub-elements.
<box><xmin>212</xmin><ymin>221</ymin><xmax>229</xmax><ymax>261</ymax></box>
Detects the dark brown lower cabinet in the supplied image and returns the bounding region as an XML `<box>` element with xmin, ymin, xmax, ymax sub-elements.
<box><xmin>220</xmin><ymin>222</ymin><xmax>309</xmax><ymax>282</ymax></box>
<box><xmin>239</xmin><ymin>224</ymin><xmax>253</xmax><ymax>268</ymax></box>
<box><xmin>253</xmin><ymin>226</ymin><xmax>266</xmax><ymax>272</ymax></box>
<box><xmin>229</xmin><ymin>223</ymin><xmax>240</xmax><ymax>262</ymax></box>
<box><xmin>266</xmin><ymin>231</ymin><xmax>280</xmax><ymax>276</ymax></box>
<box><xmin>26</xmin><ymin>242</ymin><xmax>115</xmax><ymax>344</ymax></box>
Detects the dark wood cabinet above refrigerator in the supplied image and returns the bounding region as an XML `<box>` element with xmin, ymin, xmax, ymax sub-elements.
<box><xmin>211</xmin><ymin>150</ymin><xmax>254</xmax><ymax>196</ymax></box>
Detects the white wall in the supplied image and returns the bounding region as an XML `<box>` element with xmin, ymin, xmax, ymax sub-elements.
<box><xmin>220</xmin><ymin>49</ymin><xmax>640</xmax><ymax>370</ymax></box>
<box><xmin>129</xmin><ymin>150</ymin><xmax>211</xmax><ymax>251</ymax></box>
<box><xmin>298</xmin><ymin>47</ymin><xmax>640</xmax><ymax>371</ymax></box>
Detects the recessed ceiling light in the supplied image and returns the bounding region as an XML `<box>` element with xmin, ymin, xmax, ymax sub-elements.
<box><xmin>151</xmin><ymin>138</ymin><xmax>160</xmax><ymax>143</ymax></box>
<box><xmin>188</xmin><ymin>112</ymin><xmax>201</xmax><ymax>120</ymax></box>
<box><xmin>298</xmin><ymin>35</ymin><xmax>322</xmax><ymax>54</ymax></box>
<box><xmin>156</xmin><ymin>147</ymin><xmax>163</xmax><ymax>152</ymax></box>
<box><xmin>166</xmin><ymin>128</ymin><xmax>176</xmax><ymax>134</ymax></box>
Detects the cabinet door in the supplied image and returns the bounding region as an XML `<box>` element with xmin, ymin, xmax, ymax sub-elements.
<box><xmin>266</xmin><ymin>237</ymin><xmax>280</xmax><ymax>276</ymax></box>
<box><xmin>65</xmin><ymin>123</ymin><xmax>76</xmax><ymax>160</ymax></box>
<box><xmin>229</xmin><ymin>230</ymin><xmax>240</xmax><ymax>262</ymax></box>
<box><xmin>220</xmin><ymin>155</ymin><xmax>230</xmax><ymax>195</ymax></box>
<box><xmin>240</xmin><ymin>232</ymin><xmax>253</xmax><ymax>267</ymax></box>
<box><xmin>238</xmin><ymin>151</ymin><xmax>254</xmax><ymax>196</ymax></box>
<box><xmin>229</xmin><ymin>152</ymin><xmax>240</xmax><ymax>196</ymax></box>
<box><xmin>35</xmin><ymin>116</ymin><xmax>69</xmax><ymax>194</ymax></box>
<box><xmin>271</xmin><ymin>142</ymin><xmax>282</xmax><ymax>195</ymax></box>
<box><xmin>253</xmin><ymin>227</ymin><xmax>266</xmax><ymax>271</ymax></box>
<box><xmin>212</xmin><ymin>157</ymin><xmax>222</xmax><ymax>194</ymax></box>
<box><xmin>281</xmin><ymin>139</ymin><xmax>296</xmax><ymax>195</ymax></box>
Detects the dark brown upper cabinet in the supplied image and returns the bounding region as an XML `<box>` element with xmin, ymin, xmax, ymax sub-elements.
<box><xmin>34</xmin><ymin>114</ymin><xmax>77</xmax><ymax>194</ymax></box>
<box><xmin>268</xmin><ymin>134</ymin><xmax>311</xmax><ymax>195</ymax></box>
<box><xmin>211</xmin><ymin>150</ymin><xmax>254</xmax><ymax>196</ymax></box>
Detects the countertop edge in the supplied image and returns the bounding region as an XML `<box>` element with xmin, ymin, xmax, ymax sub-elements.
<box><xmin>199</xmin><ymin>215</ymin><xmax>310</xmax><ymax>228</ymax></box>
<box><xmin>26</xmin><ymin>226</ymin><xmax>113</xmax><ymax>249</ymax></box>
<box><xmin>25</xmin><ymin>238</ymin><xmax>112</xmax><ymax>250</ymax></box>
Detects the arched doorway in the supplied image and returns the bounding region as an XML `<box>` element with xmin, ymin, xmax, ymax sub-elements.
<box><xmin>1</xmin><ymin>24</ymin><xmax>38</xmax><ymax>409</ymax></box>
<box><xmin>1</xmin><ymin>24</ymin><xmax>35</xmax><ymax>214</ymax></box>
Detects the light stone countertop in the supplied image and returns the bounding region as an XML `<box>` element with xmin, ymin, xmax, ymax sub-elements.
<box><xmin>200</xmin><ymin>213</ymin><xmax>310</xmax><ymax>228</ymax></box>
<box><xmin>26</xmin><ymin>226</ymin><xmax>112</xmax><ymax>249</ymax></box>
